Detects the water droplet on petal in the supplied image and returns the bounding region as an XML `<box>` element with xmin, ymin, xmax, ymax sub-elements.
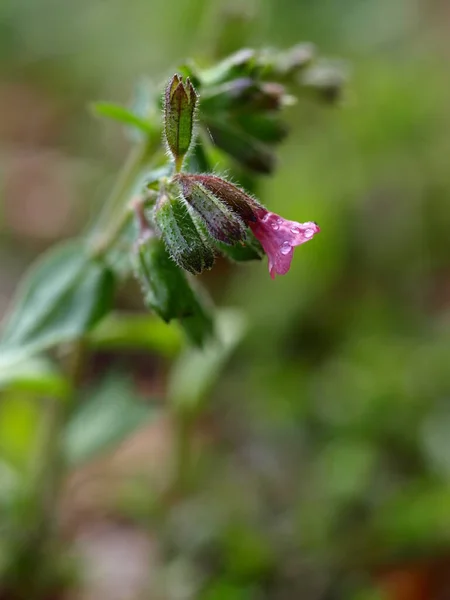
<box><xmin>304</xmin><ymin>228</ymin><xmax>314</xmax><ymax>238</ymax></box>
<box><xmin>291</xmin><ymin>226</ymin><xmax>300</xmax><ymax>234</ymax></box>
<box><xmin>262</xmin><ymin>213</ymin><xmax>270</xmax><ymax>223</ymax></box>
<box><xmin>280</xmin><ymin>241</ymin><xmax>291</xmax><ymax>255</ymax></box>
<box><xmin>271</xmin><ymin>221</ymin><xmax>280</xmax><ymax>231</ymax></box>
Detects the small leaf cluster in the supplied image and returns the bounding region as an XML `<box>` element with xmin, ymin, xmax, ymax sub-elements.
<box><xmin>129</xmin><ymin>44</ymin><xmax>346</xmax><ymax>340</ymax></box>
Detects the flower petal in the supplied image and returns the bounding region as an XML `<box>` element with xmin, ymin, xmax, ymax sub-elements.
<box><xmin>249</xmin><ymin>209</ymin><xmax>320</xmax><ymax>278</ymax></box>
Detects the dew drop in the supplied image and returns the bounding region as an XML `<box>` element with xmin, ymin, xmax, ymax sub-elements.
<box><xmin>290</xmin><ymin>226</ymin><xmax>300</xmax><ymax>234</ymax></box>
<box><xmin>271</xmin><ymin>222</ymin><xmax>280</xmax><ymax>231</ymax></box>
<box><xmin>280</xmin><ymin>241</ymin><xmax>291</xmax><ymax>255</ymax></box>
<box><xmin>304</xmin><ymin>228</ymin><xmax>314</xmax><ymax>238</ymax></box>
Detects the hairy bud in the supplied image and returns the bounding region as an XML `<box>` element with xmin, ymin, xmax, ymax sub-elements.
<box><xmin>164</xmin><ymin>74</ymin><xmax>198</xmax><ymax>167</ymax></box>
<box><xmin>154</xmin><ymin>191</ymin><xmax>214</xmax><ymax>275</ymax></box>
<box><xmin>180</xmin><ymin>174</ymin><xmax>261</xmax><ymax>222</ymax></box>
<box><xmin>176</xmin><ymin>174</ymin><xmax>247</xmax><ymax>245</ymax></box>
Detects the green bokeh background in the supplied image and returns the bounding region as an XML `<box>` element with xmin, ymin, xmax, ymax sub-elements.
<box><xmin>1</xmin><ymin>0</ymin><xmax>450</xmax><ymax>598</ymax></box>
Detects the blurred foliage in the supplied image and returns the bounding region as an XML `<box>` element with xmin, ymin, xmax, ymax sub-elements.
<box><xmin>1</xmin><ymin>0</ymin><xmax>450</xmax><ymax>599</ymax></box>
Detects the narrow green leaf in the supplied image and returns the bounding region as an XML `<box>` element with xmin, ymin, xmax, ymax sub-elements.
<box><xmin>64</xmin><ymin>373</ymin><xmax>156</xmax><ymax>466</ymax></box>
<box><xmin>90</xmin><ymin>101</ymin><xmax>156</xmax><ymax>135</ymax></box>
<box><xmin>0</xmin><ymin>242</ymin><xmax>115</xmax><ymax>367</ymax></box>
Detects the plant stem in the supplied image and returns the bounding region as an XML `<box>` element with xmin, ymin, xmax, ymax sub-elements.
<box><xmin>10</xmin><ymin>342</ymin><xmax>86</xmax><ymax>599</ymax></box>
<box><xmin>173</xmin><ymin>411</ymin><xmax>192</xmax><ymax>495</ymax></box>
<box><xmin>90</xmin><ymin>137</ymin><xmax>160</xmax><ymax>257</ymax></box>
<box><xmin>13</xmin><ymin>133</ymin><xmax>164</xmax><ymax>595</ymax></box>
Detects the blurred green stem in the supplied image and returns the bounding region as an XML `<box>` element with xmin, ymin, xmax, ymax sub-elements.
<box><xmin>91</xmin><ymin>137</ymin><xmax>160</xmax><ymax>257</ymax></box>
<box><xmin>6</xmin><ymin>133</ymin><xmax>167</xmax><ymax>596</ymax></box>
<box><xmin>173</xmin><ymin>410</ymin><xmax>193</xmax><ymax>496</ymax></box>
<box><xmin>10</xmin><ymin>343</ymin><xmax>86</xmax><ymax>598</ymax></box>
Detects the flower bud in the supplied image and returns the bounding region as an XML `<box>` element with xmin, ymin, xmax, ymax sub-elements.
<box><xmin>201</xmin><ymin>79</ymin><xmax>289</xmax><ymax>113</ymax></box>
<box><xmin>154</xmin><ymin>191</ymin><xmax>214</xmax><ymax>275</ymax></box>
<box><xmin>200</xmin><ymin>48</ymin><xmax>257</xmax><ymax>86</ymax></box>
<box><xmin>164</xmin><ymin>74</ymin><xmax>198</xmax><ymax>167</ymax></box>
<box><xmin>267</xmin><ymin>43</ymin><xmax>316</xmax><ymax>78</ymax></box>
<box><xmin>300</xmin><ymin>60</ymin><xmax>348</xmax><ymax>103</ymax></box>
<box><xmin>179</xmin><ymin>174</ymin><xmax>261</xmax><ymax>222</ymax></box>
<box><xmin>200</xmin><ymin>78</ymin><xmax>256</xmax><ymax>112</ymax></box>
<box><xmin>132</xmin><ymin>234</ymin><xmax>213</xmax><ymax>345</ymax></box>
<box><xmin>176</xmin><ymin>174</ymin><xmax>246</xmax><ymax>245</ymax></box>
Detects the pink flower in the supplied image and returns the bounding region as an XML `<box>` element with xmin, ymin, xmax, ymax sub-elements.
<box><xmin>249</xmin><ymin>209</ymin><xmax>320</xmax><ymax>279</ymax></box>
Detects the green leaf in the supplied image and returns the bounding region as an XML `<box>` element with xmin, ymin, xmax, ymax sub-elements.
<box><xmin>90</xmin><ymin>101</ymin><xmax>156</xmax><ymax>135</ymax></box>
<box><xmin>128</xmin><ymin>78</ymin><xmax>158</xmax><ymax>141</ymax></box>
<box><xmin>0</xmin><ymin>357</ymin><xmax>70</xmax><ymax>399</ymax></box>
<box><xmin>133</xmin><ymin>236</ymin><xmax>214</xmax><ymax>346</ymax></box>
<box><xmin>0</xmin><ymin>242</ymin><xmax>115</xmax><ymax>367</ymax></box>
<box><xmin>168</xmin><ymin>309</ymin><xmax>246</xmax><ymax>412</ymax></box>
<box><xmin>88</xmin><ymin>311</ymin><xmax>183</xmax><ymax>358</ymax></box>
<box><xmin>64</xmin><ymin>373</ymin><xmax>156</xmax><ymax>466</ymax></box>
